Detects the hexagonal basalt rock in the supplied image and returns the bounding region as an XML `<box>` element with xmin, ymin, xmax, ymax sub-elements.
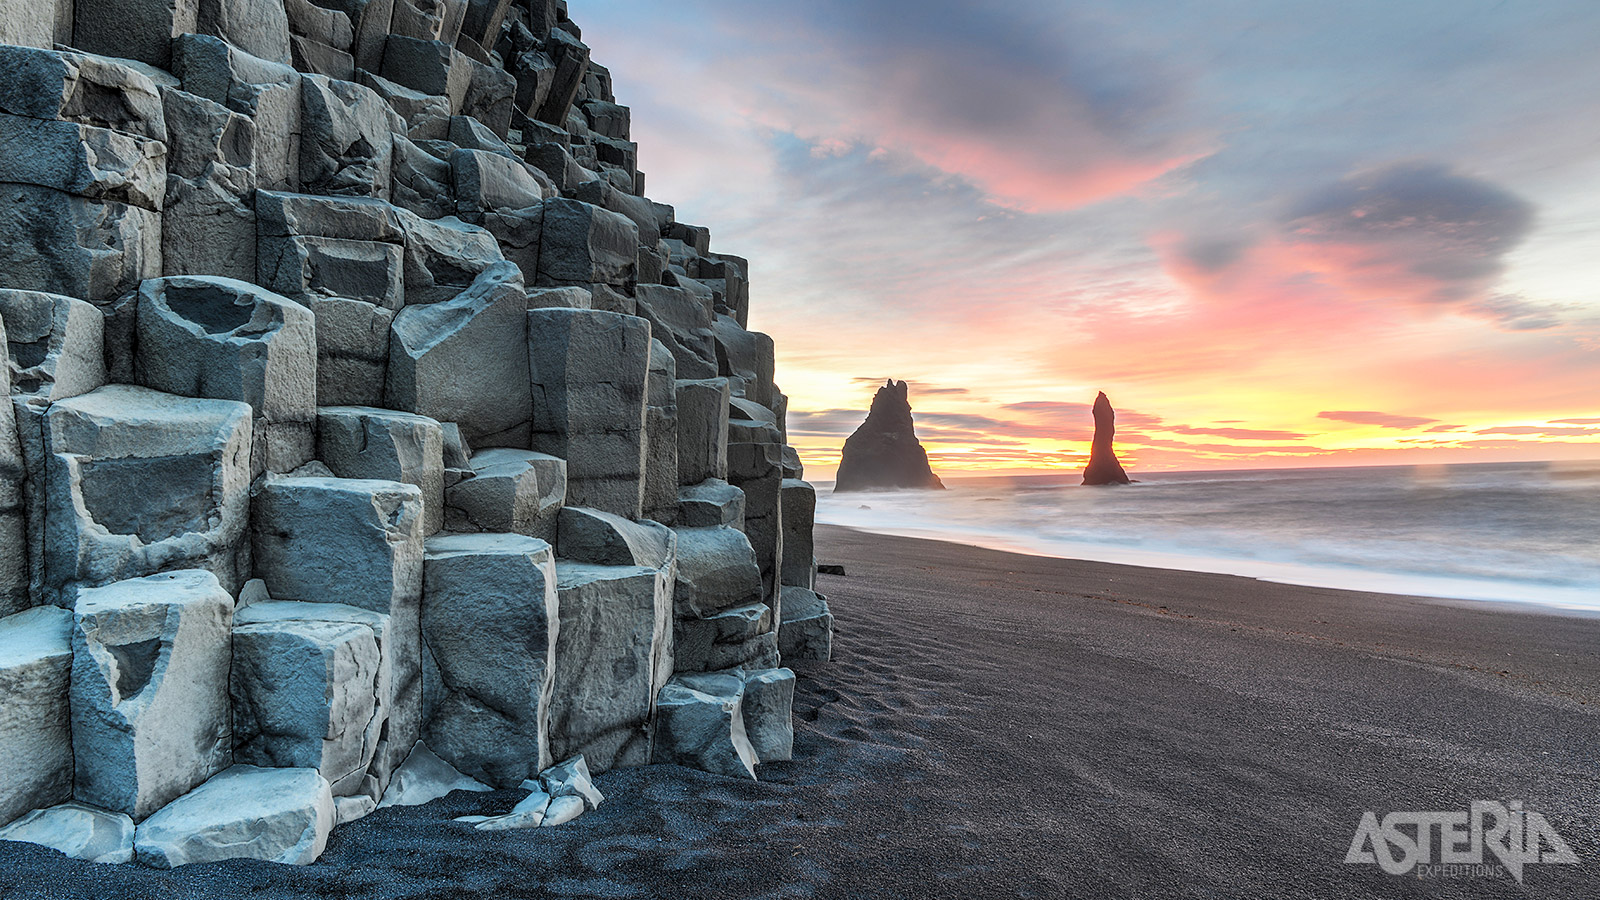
<box><xmin>134</xmin><ymin>276</ymin><xmax>317</xmax><ymax>476</ymax></box>
<box><xmin>70</xmin><ymin>570</ymin><xmax>234</xmax><ymax>821</ymax></box>
<box><xmin>42</xmin><ymin>386</ymin><xmax>253</xmax><ymax>602</ymax></box>
<box><xmin>421</xmin><ymin>533</ymin><xmax>559</xmax><ymax>787</ymax></box>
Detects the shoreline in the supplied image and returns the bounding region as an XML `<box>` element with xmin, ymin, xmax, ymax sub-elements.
<box><xmin>814</xmin><ymin>522</ymin><xmax>1600</xmax><ymax>620</ymax></box>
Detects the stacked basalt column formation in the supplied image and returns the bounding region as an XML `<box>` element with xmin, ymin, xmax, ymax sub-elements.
<box><xmin>0</xmin><ymin>0</ymin><xmax>834</xmax><ymax>868</ymax></box>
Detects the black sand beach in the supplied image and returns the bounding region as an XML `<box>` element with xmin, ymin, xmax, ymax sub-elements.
<box><xmin>3</xmin><ymin>524</ymin><xmax>1597</xmax><ymax>899</ymax></box>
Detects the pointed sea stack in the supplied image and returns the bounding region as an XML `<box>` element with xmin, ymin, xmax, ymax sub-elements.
<box><xmin>1082</xmin><ymin>392</ymin><xmax>1132</xmax><ymax>485</ymax></box>
<box><xmin>834</xmin><ymin>380</ymin><xmax>945</xmax><ymax>492</ymax></box>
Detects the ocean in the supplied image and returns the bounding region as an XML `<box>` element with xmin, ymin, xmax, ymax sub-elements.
<box><xmin>813</xmin><ymin>460</ymin><xmax>1600</xmax><ymax>611</ymax></box>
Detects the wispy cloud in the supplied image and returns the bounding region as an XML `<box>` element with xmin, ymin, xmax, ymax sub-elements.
<box><xmin>1318</xmin><ymin>411</ymin><xmax>1440</xmax><ymax>430</ymax></box>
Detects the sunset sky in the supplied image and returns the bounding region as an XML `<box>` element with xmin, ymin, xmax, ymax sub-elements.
<box><xmin>582</xmin><ymin>0</ymin><xmax>1600</xmax><ymax>478</ymax></box>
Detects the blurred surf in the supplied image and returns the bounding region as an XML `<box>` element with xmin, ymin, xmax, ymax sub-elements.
<box><xmin>815</xmin><ymin>461</ymin><xmax>1600</xmax><ymax>611</ymax></box>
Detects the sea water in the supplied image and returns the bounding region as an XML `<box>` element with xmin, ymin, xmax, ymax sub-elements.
<box><xmin>813</xmin><ymin>461</ymin><xmax>1600</xmax><ymax>611</ymax></box>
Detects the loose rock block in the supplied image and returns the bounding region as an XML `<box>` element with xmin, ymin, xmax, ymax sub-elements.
<box><xmin>652</xmin><ymin>672</ymin><xmax>756</xmax><ymax>780</ymax></box>
<box><xmin>134</xmin><ymin>766</ymin><xmax>333</xmax><ymax>868</ymax></box>
<box><xmin>0</xmin><ymin>802</ymin><xmax>135</xmax><ymax>864</ymax></box>
<box><xmin>377</xmin><ymin>741</ymin><xmax>491</xmax><ymax>808</ymax></box>
<box><xmin>739</xmin><ymin>668</ymin><xmax>795</xmax><ymax>764</ymax></box>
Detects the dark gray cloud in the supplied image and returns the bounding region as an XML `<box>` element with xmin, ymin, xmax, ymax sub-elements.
<box><xmin>1283</xmin><ymin>161</ymin><xmax>1536</xmax><ymax>301</ymax></box>
<box><xmin>1178</xmin><ymin>234</ymin><xmax>1251</xmax><ymax>273</ymax></box>
<box><xmin>1318</xmin><ymin>411</ymin><xmax>1439</xmax><ymax>429</ymax></box>
<box><xmin>1465</xmin><ymin>295</ymin><xmax>1565</xmax><ymax>331</ymax></box>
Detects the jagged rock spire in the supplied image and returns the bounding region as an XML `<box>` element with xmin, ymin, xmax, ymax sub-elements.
<box><xmin>1082</xmin><ymin>391</ymin><xmax>1131</xmax><ymax>485</ymax></box>
<box><xmin>834</xmin><ymin>380</ymin><xmax>945</xmax><ymax>492</ymax></box>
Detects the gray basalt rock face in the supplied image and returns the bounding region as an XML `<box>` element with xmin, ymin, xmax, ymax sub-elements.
<box><xmin>547</xmin><ymin>562</ymin><xmax>670</xmax><ymax>774</ymax></box>
<box><xmin>231</xmin><ymin>616</ymin><xmax>384</xmax><ymax>794</ymax></box>
<box><xmin>444</xmin><ymin>448</ymin><xmax>566</xmax><ymax>541</ymax></box>
<box><xmin>528</xmin><ymin>307</ymin><xmax>651</xmax><ymax>518</ymax></box>
<box><xmin>0</xmin><ymin>0</ymin><xmax>822</xmax><ymax>866</ymax></box>
<box><xmin>676</xmin><ymin>478</ymin><xmax>745</xmax><ymax>529</ymax></box>
<box><xmin>43</xmin><ymin>386</ymin><xmax>254</xmax><ymax>602</ymax></box>
<box><xmin>134</xmin><ymin>275</ymin><xmax>317</xmax><ymax>475</ymax></box>
<box><xmin>71</xmin><ymin>570</ymin><xmax>234</xmax><ymax>821</ymax></box>
<box><xmin>780</xmin><ymin>478</ymin><xmax>817</xmax><ymax>591</ymax></box>
<box><xmin>421</xmin><ymin>533</ymin><xmax>559</xmax><ymax>787</ymax></box>
<box><xmin>778</xmin><ymin>586</ymin><xmax>834</xmax><ymax>663</ymax></box>
<box><xmin>675</xmin><ymin>378</ymin><xmax>729</xmax><ymax>486</ymax></box>
<box><xmin>316</xmin><ymin>406</ymin><xmax>446</xmax><ymax>534</ymax></box>
<box><xmin>0</xmin><ymin>607</ymin><xmax>75</xmax><ymax>825</ymax></box>
<box><xmin>387</xmin><ymin>262</ymin><xmax>531</xmax><ymax>447</ymax></box>
<box><xmin>727</xmin><ymin>441</ymin><xmax>785</xmax><ymax>608</ymax></box>
<box><xmin>0</xmin><ymin>315</ymin><xmax>29</xmax><ymax>616</ymax></box>
<box><xmin>232</xmin><ymin>600</ymin><xmax>394</xmax><ymax>800</ymax></box>
<box><xmin>1082</xmin><ymin>391</ymin><xmax>1132</xmax><ymax>486</ymax></box>
<box><xmin>834</xmin><ymin>379</ymin><xmax>944</xmax><ymax>493</ymax></box>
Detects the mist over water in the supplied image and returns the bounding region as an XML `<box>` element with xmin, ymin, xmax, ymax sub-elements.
<box><xmin>815</xmin><ymin>461</ymin><xmax>1600</xmax><ymax>611</ymax></box>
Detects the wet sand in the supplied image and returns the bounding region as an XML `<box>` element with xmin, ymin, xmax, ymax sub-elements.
<box><xmin>3</xmin><ymin>524</ymin><xmax>1597</xmax><ymax>898</ymax></box>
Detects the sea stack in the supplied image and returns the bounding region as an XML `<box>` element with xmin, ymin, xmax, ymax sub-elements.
<box><xmin>1082</xmin><ymin>392</ymin><xmax>1132</xmax><ymax>486</ymax></box>
<box><xmin>835</xmin><ymin>381</ymin><xmax>945</xmax><ymax>492</ymax></box>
